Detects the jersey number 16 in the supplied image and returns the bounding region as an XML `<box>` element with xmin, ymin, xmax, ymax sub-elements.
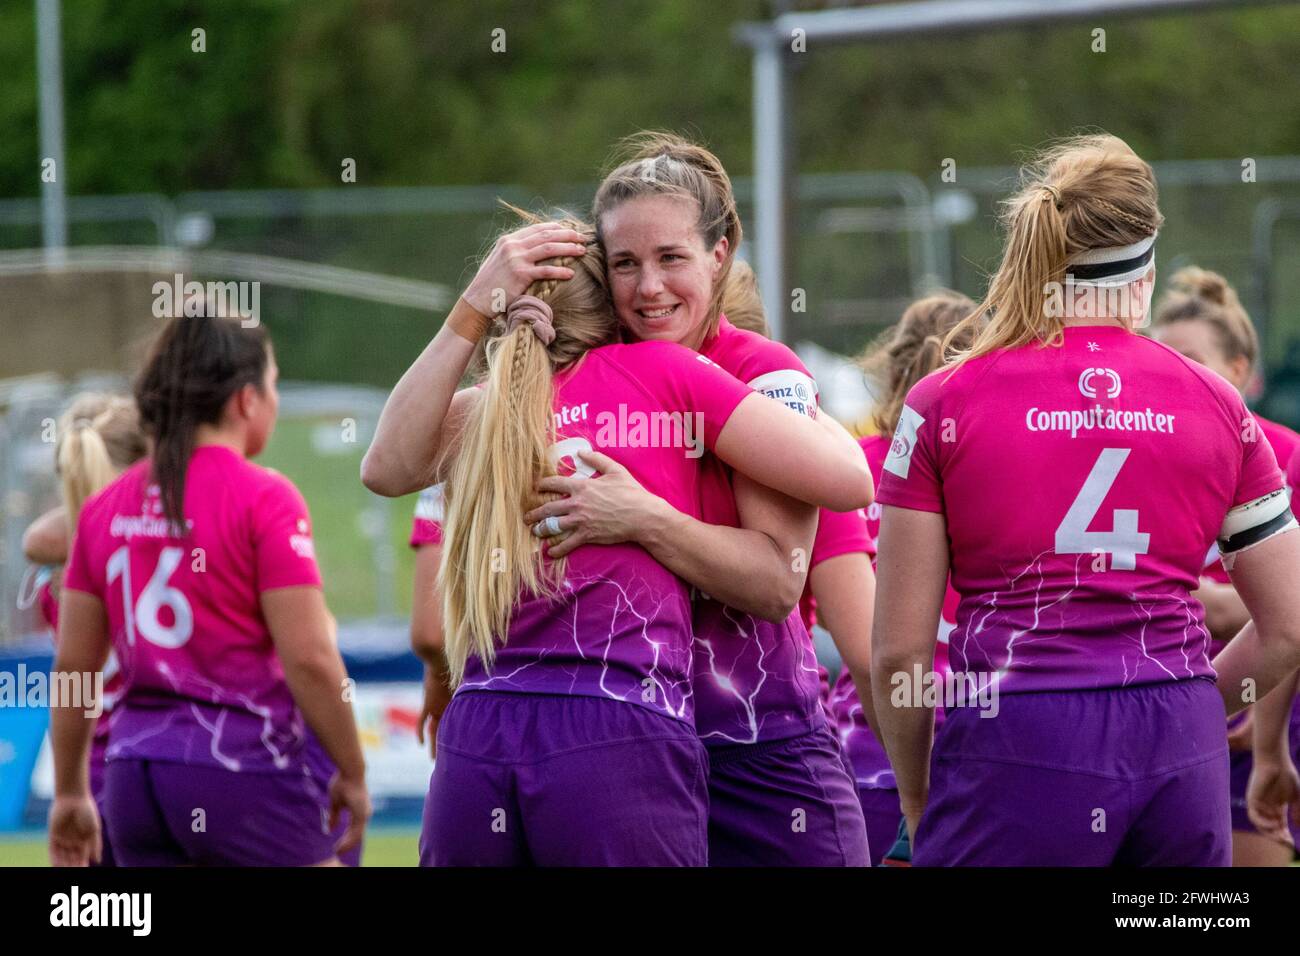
<box><xmin>106</xmin><ymin>545</ymin><xmax>195</xmax><ymax>649</ymax></box>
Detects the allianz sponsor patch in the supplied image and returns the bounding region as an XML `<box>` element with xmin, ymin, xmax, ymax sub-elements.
<box><xmin>884</xmin><ymin>404</ymin><xmax>925</xmax><ymax>479</ymax></box>
<box><xmin>415</xmin><ymin>483</ymin><xmax>446</xmax><ymax>523</ymax></box>
<box><xmin>746</xmin><ymin>369</ymin><xmax>818</xmax><ymax>418</ymax></box>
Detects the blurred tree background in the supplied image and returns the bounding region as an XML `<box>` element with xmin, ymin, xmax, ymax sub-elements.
<box><xmin>5</xmin><ymin>0</ymin><xmax>1300</xmax><ymax>388</ymax></box>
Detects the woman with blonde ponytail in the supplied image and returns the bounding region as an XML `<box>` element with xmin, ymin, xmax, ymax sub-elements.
<box><xmin>872</xmin><ymin>133</ymin><xmax>1300</xmax><ymax>866</ymax></box>
<box><xmin>21</xmin><ymin>392</ymin><xmax>146</xmax><ymax>868</ymax></box>
<box><xmin>365</xmin><ymin>213</ymin><xmax>872</xmax><ymax>866</ymax></box>
<box><xmin>1152</xmin><ymin>267</ymin><xmax>1300</xmax><ymax>866</ymax></box>
<box><xmin>525</xmin><ymin>132</ymin><xmax>874</xmax><ymax>867</ymax></box>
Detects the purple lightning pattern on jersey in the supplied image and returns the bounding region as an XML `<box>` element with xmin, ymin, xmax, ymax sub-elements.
<box><xmin>455</xmin><ymin>340</ymin><xmax>754</xmax><ymax>727</ymax></box>
<box><xmin>876</xmin><ymin>325</ymin><xmax>1286</xmax><ymax>694</ymax></box>
<box><xmin>63</xmin><ymin>446</ymin><xmax>332</xmax><ymax>775</ymax></box>
<box><xmin>691</xmin><ymin>315</ymin><xmax>827</xmax><ymax>744</ymax></box>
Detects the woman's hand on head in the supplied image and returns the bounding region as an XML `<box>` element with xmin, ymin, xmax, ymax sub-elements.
<box><xmin>524</xmin><ymin>450</ymin><xmax>666</xmax><ymax>559</ymax></box>
<box><xmin>463</xmin><ymin>222</ymin><xmax>588</xmax><ymax>316</ymax></box>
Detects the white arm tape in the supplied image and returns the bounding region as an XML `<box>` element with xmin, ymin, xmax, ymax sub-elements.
<box><xmin>1217</xmin><ymin>487</ymin><xmax>1296</xmax><ymax>568</ymax></box>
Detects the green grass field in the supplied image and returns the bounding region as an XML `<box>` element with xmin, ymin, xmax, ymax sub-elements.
<box><xmin>0</xmin><ymin>826</ymin><xmax>422</xmax><ymax>867</ymax></box>
<box><xmin>258</xmin><ymin>415</ymin><xmax>421</xmax><ymax>621</ymax></box>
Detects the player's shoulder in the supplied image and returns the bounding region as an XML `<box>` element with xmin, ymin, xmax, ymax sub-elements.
<box><xmin>1134</xmin><ymin>332</ymin><xmax>1239</xmax><ymax>394</ymax></box>
<box><xmin>594</xmin><ymin>339</ymin><xmax>730</xmax><ymax>382</ymax></box>
<box><xmin>707</xmin><ymin>318</ymin><xmax>810</xmax><ymax>381</ymax></box>
<box><xmin>78</xmin><ymin>459</ymin><xmax>148</xmax><ymax>525</ymax></box>
<box><xmin>237</xmin><ymin>455</ymin><xmax>309</xmax><ymax>512</ymax></box>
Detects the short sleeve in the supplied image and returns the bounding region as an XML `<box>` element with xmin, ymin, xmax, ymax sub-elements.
<box><xmin>875</xmin><ymin>374</ymin><xmax>945</xmax><ymax>514</ymax></box>
<box><xmin>1287</xmin><ymin>445</ymin><xmax>1300</xmax><ymax>498</ymax></box>
<box><xmin>254</xmin><ymin>475</ymin><xmax>323</xmax><ymax>592</ymax></box>
<box><xmin>1231</xmin><ymin>401</ymin><xmax>1285</xmax><ymax>507</ymax></box>
<box><xmin>410</xmin><ymin>484</ymin><xmax>445</xmax><ymax>549</ymax></box>
<box><xmin>647</xmin><ymin>343</ymin><xmax>754</xmax><ymax>450</ymax></box>
<box><xmin>810</xmin><ymin>507</ymin><xmax>872</xmax><ymax>568</ymax></box>
<box><xmin>62</xmin><ymin>511</ymin><xmax>101</xmax><ymax>598</ymax></box>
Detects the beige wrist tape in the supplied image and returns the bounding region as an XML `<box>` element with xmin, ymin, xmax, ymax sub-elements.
<box><xmin>446</xmin><ymin>297</ymin><xmax>492</xmax><ymax>344</ymax></box>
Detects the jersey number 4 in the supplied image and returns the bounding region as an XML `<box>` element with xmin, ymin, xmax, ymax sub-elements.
<box><xmin>106</xmin><ymin>546</ymin><xmax>195</xmax><ymax>648</ymax></box>
<box><xmin>1054</xmin><ymin>448</ymin><xmax>1149</xmax><ymax>571</ymax></box>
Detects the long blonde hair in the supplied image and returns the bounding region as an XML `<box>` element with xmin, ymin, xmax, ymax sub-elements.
<box><xmin>1153</xmin><ymin>266</ymin><xmax>1258</xmax><ymax>369</ymax></box>
<box><xmin>946</xmin><ymin>134</ymin><xmax>1165</xmax><ymax>364</ymax></box>
<box><xmin>593</xmin><ymin>131</ymin><xmax>742</xmax><ymax>339</ymax></box>
<box><xmin>55</xmin><ymin>393</ymin><xmax>148</xmax><ymax>524</ymax></box>
<box><xmin>439</xmin><ymin>216</ymin><xmax>618</xmax><ymax>685</ymax></box>
<box><xmin>719</xmin><ymin>259</ymin><xmax>768</xmax><ymax>336</ymax></box>
<box><xmin>861</xmin><ymin>291</ymin><xmax>977</xmax><ymax>436</ymax></box>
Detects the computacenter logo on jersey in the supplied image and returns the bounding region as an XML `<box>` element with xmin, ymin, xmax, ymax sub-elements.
<box><xmin>1078</xmin><ymin>367</ymin><xmax>1122</xmax><ymax>399</ymax></box>
<box><xmin>747</xmin><ymin>370</ymin><xmax>818</xmax><ymax>418</ymax></box>
<box><xmin>884</xmin><ymin>404</ymin><xmax>925</xmax><ymax>479</ymax></box>
<box><xmin>1026</xmin><ymin>405</ymin><xmax>1177</xmax><ymax>438</ymax></box>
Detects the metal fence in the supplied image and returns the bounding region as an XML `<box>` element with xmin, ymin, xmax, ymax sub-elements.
<box><xmin>7</xmin><ymin>162</ymin><xmax>1300</xmax><ymax>640</ymax></box>
<box><xmin>0</xmin><ymin>378</ymin><xmax>405</xmax><ymax>648</ymax></box>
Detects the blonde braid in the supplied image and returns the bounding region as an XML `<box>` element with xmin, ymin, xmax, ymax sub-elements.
<box><xmin>1092</xmin><ymin>197</ymin><xmax>1155</xmax><ymax>234</ymax></box>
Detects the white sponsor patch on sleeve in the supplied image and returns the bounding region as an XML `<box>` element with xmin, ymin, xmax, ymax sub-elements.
<box><xmin>746</xmin><ymin>369</ymin><xmax>818</xmax><ymax>418</ymax></box>
<box><xmin>883</xmin><ymin>404</ymin><xmax>925</xmax><ymax>480</ymax></box>
<box><xmin>414</xmin><ymin>483</ymin><xmax>446</xmax><ymax>523</ymax></box>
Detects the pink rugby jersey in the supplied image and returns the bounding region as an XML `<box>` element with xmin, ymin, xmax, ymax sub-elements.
<box><xmin>63</xmin><ymin>446</ymin><xmax>329</xmax><ymax>774</ymax></box>
<box><xmin>409</xmin><ymin>483</ymin><xmax>444</xmax><ymax>548</ymax></box>
<box><xmin>828</xmin><ymin>433</ymin><xmax>959</xmax><ymax>789</ymax></box>
<box><xmin>1201</xmin><ymin>414</ymin><xmax>1300</xmax><ymax>593</ymax></box>
<box><xmin>692</xmin><ymin>314</ymin><xmax>827</xmax><ymax>744</ymax></box>
<box><xmin>456</xmin><ymin>340</ymin><xmax>754</xmax><ymax>726</ymax></box>
<box><xmin>876</xmin><ymin>324</ymin><xmax>1285</xmax><ymax>694</ymax></box>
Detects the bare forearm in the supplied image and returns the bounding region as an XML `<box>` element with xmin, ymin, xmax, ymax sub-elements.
<box><xmin>872</xmin><ymin>648</ymin><xmax>934</xmax><ymax>807</ymax></box>
<box><xmin>636</xmin><ymin>500</ymin><xmax>804</xmax><ymax>621</ymax></box>
<box><xmin>1253</xmin><ymin>669</ymin><xmax>1299</xmax><ymax>762</ymax></box>
<box><xmin>23</xmin><ymin>507</ymin><xmax>68</xmax><ymax>564</ymax></box>
<box><xmin>50</xmin><ymin>644</ymin><xmax>104</xmax><ymax>798</ymax></box>
<box><xmin>812</xmin><ymin>556</ymin><xmax>880</xmax><ymax>739</ymax></box>
<box><xmin>1195</xmin><ymin>579</ymin><xmax>1250</xmax><ymax>646</ymax></box>
<box><xmin>1213</xmin><ymin>621</ymin><xmax>1300</xmax><ymax>717</ymax></box>
<box><xmin>282</xmin><ymin>653</ymin><xmax>367</xmax><ymax>780</ymax></box>
<box><xmin>362</xmin><ymin>312</ymin><xmax>478</xmax><ymax>497</ymax></box>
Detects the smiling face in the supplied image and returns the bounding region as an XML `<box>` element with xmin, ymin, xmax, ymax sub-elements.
<box><xmin>600</xmin><ymin>194</ymin><xmax>728</xmax><ymax>351</ymax></box>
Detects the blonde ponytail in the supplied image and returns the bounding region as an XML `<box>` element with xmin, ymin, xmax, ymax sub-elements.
<box><xmin>439</xmin><ymin>216</ymin><xmax>615</xmax><ymax>685</ymax></box>
<box><xmin>55</xmin><ymin>394</ymin><xmax>148</xmax><ymax>524</ymax></box>
<box><xmin>946</xmin><ymin>134</ymin><xmax>1164</xmax><ymax>366</ymax></box>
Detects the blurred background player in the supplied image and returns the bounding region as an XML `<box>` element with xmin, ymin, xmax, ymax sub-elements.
<box><xmin>818</xmin><ymin>291</ymin><xmax>976</xmax><ymax>865</ymax></box>
<box><xmin>48</xmin><ymin>312</ymin><xmax>370</xmax><ymax>866</ymax></box>
<box><xmin>1151</xmin><ymin>267</ymin><xmax>1300</xmax><ymax>865</ymax></box>
<box><xmin>522</xmin><ymin>135</ymin><xmax>872</xmax><ymax>866</ymax></box>
<box><xmin>22</xmin><ymin>392</ymin><xmax>147</xmax><ymax>867</ymax></box>
<box><xmin>364</xmin><ymin>214</ymin><xmax>870</xmax><ymax>865</ymax></box>
<box><xmin>872</xmin><ymin>133</ymin><xmax>1300</xmax><ymax>866</ymax></box>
